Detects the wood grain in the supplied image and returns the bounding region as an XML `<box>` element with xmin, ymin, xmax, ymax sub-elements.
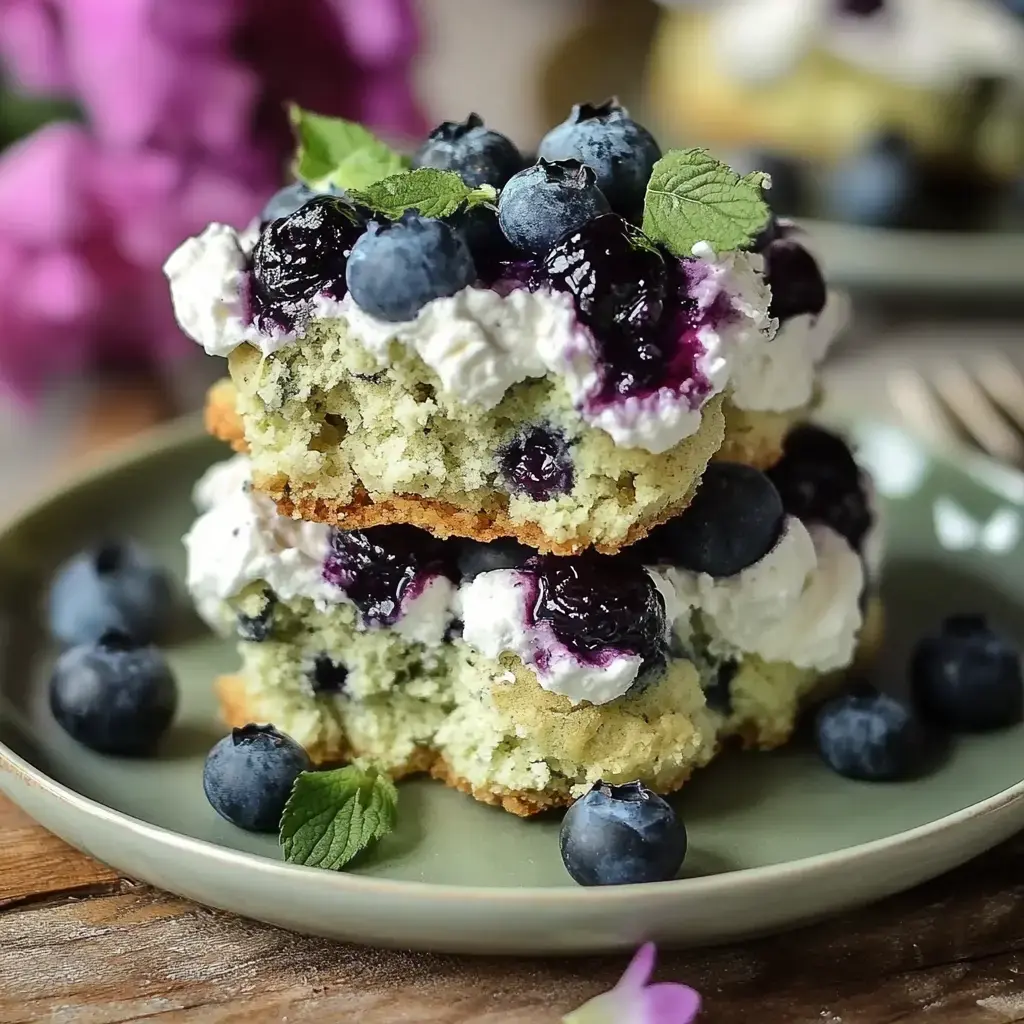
<box><xmin>2</xmin><ymin>818</ymin><xmax>1024</xmax><ymax>1022</ymax></box>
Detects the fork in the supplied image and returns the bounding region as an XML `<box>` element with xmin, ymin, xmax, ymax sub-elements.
<box><xmin>887</xmin><ymin>352</ymin><xmax>1024</xmax><ymax>467</ymax></box>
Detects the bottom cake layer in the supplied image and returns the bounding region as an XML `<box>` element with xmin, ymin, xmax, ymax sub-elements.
<box><xmin>212</xmin><ymin>598</ymin><xmax>884</xmax><ymax>816</ymax></box>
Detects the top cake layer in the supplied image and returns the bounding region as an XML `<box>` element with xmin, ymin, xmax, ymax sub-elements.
<box><xmin>165</xmin><ymin>104</ymin><xmax>846</xmax><ymax>553</ymax></box>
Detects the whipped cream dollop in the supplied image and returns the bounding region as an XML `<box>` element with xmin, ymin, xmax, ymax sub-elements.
<box><xmin>459</xmin><ymin>569</ymin><xmax>677</xmax><ymax>706</ymax></box>
<box><xmin>184</xmin><ymin>455</ymin><xmax>337</xmax><ymax>628</ymax></box>
<box><xmin>662</xmin><ymin>517</ymin><xmax>865</xmax><ymax>672</ymax></box>
<box><xmin>730</xmin><ymin>289</ymin><xmax>849</xmax><ymax>412</ymax></box>
<box><xmin>184</xmin><ymin>455</ymin><xmax>452</xmax><ymax>644</ymax></box>
<box><xmin>707</xmin><ymin>0</ymin><xmax>1024</xmax><ymax>91</ymax></box>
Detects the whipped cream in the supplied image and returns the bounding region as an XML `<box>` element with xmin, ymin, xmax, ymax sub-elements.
<box><xmin>459</xmin><ymin>569</ymin><xmax>676</xmax><ymax>706</ymax></box>
<box><xmin>183</xmin><ymin>456</ymin><xmax>453</xmax><ymax>644</ymax></box>
<box><xmin>730</xmin><ymin>289</ymin><xmax>849</xmax><ymax>412</ymax></box>
<box><xmin>338</xmin><ymin>286</ymin><xmax>588</xmax><ymax>410</ymax></box>
<box><xmin>184</xmin><ymin>457</ymin><xmax>337</xmax><ymax>629</ymax></box>
<box><xmin>708</xmin><ymin>0</ymin><xmax>1024</xmax><ymax>92</ymax></box>
<box><xmin>662</xmin><ymin>517</ymin><xmax>864</xmax><ymax>672</ymax></box>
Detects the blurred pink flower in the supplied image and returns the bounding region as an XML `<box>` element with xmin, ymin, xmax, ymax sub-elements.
<box><xmin>563</xmin><ymin>944</ymin><xmax>702</xmax><ymax>1024</ymax></box>
<box><xmin>0</xmin><ymin>0</ymin><xmax>425</xmax><ymax>399</ymax></box>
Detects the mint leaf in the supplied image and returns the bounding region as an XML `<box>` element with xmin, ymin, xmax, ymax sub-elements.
<box><xmin>280</xmin><ymin>765</ymin><xmax>398</xmax><ymax>870</ymax></box>
<box><xmin>290</xmin><ymin>105</ymin><xmax>409</xmax><ymax>192</ymax></box>
<box><xmin>349</xmin><ymin>168</ymin><xmax>497</xmax><ymax>220</ymax></box>
<box><xmin>642</xmin><ymin>149</ymin><xmax>771</xmax><ymax>257</ymax></box>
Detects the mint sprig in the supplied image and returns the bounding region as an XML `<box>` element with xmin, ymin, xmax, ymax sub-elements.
<box><xmin>280</xmin><ymin>765</ymin><xmax>398</xmax><ymax>870</ymax></box>
<box><xmin>290</xmin><ymin>105</ymin><xmax>409</xmax><ymax>192</ymax></box>
<box><xmin>642</xmin><ymin>149</ymin><xmax>771</xmax><ymax>257</ymax></box>
<box><xmin>349</xmin><ymin>168</ymin><xmax>497</xmax><ymax>220</ymax></box>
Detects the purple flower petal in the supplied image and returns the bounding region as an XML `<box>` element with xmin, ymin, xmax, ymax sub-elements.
<box><xmin>643</xmin><ymin>982</ymin><xmax>702</xmax><ymax>1023</ymax></box>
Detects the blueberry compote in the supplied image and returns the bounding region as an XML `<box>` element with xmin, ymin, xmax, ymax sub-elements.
<box><xmin>499</xmin><ymin>425</ymin><xmax>574</xmax><ymax>501</ymax></box>
<box><xmin>322</xmin><ymin>525</ymin><xmax>453</xmax><ymax>628</ymax></box>
<box><xmin>528</xmin><ymin>554</ymin><xmax>667</xmax><ymax>669</ymax></box>
<box><xmin>760</xmin><ymin>237</ymin><xmax>826</xmax><ymax>324</ymax></box>
<box><xmin>767</xmin><ymin>425</ymin><xmax>872</xmax><ymax>552</ymax></box>
<box><xmin>541</xmin><ymin>214</ymin><xmax>722</xmax><ymax>409</ymax></box>
<box><xmin>250</xmin><ymin>195</ymin><xmax>365</xmax><ymax>332</ymax></box>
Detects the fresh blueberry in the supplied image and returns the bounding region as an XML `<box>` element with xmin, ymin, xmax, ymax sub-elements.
<box><xmin>447</xmin><ymin>203</ymin><xmax>517</xmax><ymax>284</ymax></box>
<box><xmin>761</xmin><ymin>238</ymin><xmax>827</xmax><ymax>323</ymax></box>
<box><xmin>538</xmin><ymin>100</ymin><xmax>661</xmax><ymax>220</ymax></box>
<box><xmin>498</xmin><ymin>425</ymin><xmax>574</xmax><ymax>501</ymax></box>
<box><xmin>825</xmin><ymin>133</ymin><xmax>916</xmax><ymax>228</ymax></box>
<box><xmin>560</xmin><ymin>780</ymin><xmax>687</xmax><ymax>885</ymax></box>
<box><xmin>48</xmin><ymin>540</ymin><xmax>173</xmax><ymax>647</ymax></box>
<box><xmin>767</xmin><ymin>425</ymin><xmax>872</xmax><ymax>552</ymax></box>
<box><xmin>260</xmin><ymin>182</ymin><xmax>316</xmax><ymax>226</ymax></box>
<box><xmin>309</xmin><ymin>654</ymin><xmax>348</xmax><ymax>695</ymax></box>
<box><xmin>49</xmin><ymin>631</ymin><xmax>178</xmax><ymax>756</ymax></box>
<box><xmin>203</xmin><ymin>724</ymin><xmax>310</xmax><ymax>833</ymax></box>
<box><xmin>911</xmin><ymin>615</ymin><xmax>1023</xmax><ymax>732</ymax></box>
<box><xmin>497</xmin><ymin>159</ymin><xmax>610</xmax><ymax>255</ymax></box>
<box><xmin>530</xmin><ymin>554</ymin><xmax>667</xmax><ymax>665</ymax></box>
<box><xmin>413</xmin><ymin>113</ymin><xmax>522</xmax><ymax>188</ymax></box>
<box><xmin>323</xmin><ymin>525</ymin><xmax>454</xmax><ymax>628</ymax></box>
<box><xmin>816</xmin><ymin>688</ymin><xmax>926</xmax><ymax>781</ymax></box>
<box><xmin>456</xmin><ymin>538</ymin><xmax>533</xmax><ymax>581</ymax></box>
<box><xmin>640</xmin><ymin>463</ymin><xmax>784</xmax><ymax>577</ymax></box>
<box><xmin>543</xmin><ymin>213</ymin><xmax>667</xmax><ymax>337</ymax></box>
<box><xmin>252</xmin><ymin>195</ymin><xmax>365</xmax><ymax>325</ymax></box>
<box><xmin>346</xmin><ymin>212</ymin><xmax>476</xmax><ymax>322</ymax></box>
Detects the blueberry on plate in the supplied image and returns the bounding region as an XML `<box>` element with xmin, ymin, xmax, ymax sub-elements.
<box><xmin>49</xmin><ymin>631</ymin><xmax>178</xmax><ymax>756</ymax></box>
<box><xmin>497</xmin><ymin>159</ymin><xmax>610</xmax><ymax>255</ymax></box>
<box><xmin>413</xmin><ymin>113</ymin><xmax>522</xmax><ymax>188</ymax></box>
<box><xmin>456</xmin><ymin>538</ymin><xmax>533</xmax><ymax>581</ymax></box>
<box><xmin>251</xmin><ymin>194</ymin><xmax>365</xmax><ymax>318</ymax></box>
<box><xmin>911</xmin><ymin>615</ymin><xmax>1023</xmax><ymax>732</ymax></box>
<box><xmin>560</xmin><ymin>780</ymin><xmax>687</xmax><ymax>885</ymax></box>
<box><xmin>816</xmin><ymin>688</ymin><xmax>927</xmax><ymax>781</ymax></box>
<box><xmin>48</xmin><ymin>539</ymin><xmax>173</xmax><ymax>647</ymax></box>
<box><xmin>203</xmin><ymin>724</ymin><xmax>310</xmax><ymax>833</ymax></box>
<box><xmin>538</xmin><ymin>100</ymin><xmax>661</xmax><ymax>220</ymax></box>
<box><xmin>640</xmin><ymin>462</ymin><xmax>784</xmax><ymax>578</ymax></box>
<box><xmin>346</xmin><ymin>212</ymin><xmax>476</xmax><ymax>322</ymax></box>
<box><xmin>825</xmin><ymin>132</ymin><xmax>917</xmax><ymax>229</ymax></box>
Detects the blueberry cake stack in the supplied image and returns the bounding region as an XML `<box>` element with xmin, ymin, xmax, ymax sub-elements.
<box><xmin>170</xmin><ymin>103</ymin><xmax>882</xmax><ymax>814</ymax></box>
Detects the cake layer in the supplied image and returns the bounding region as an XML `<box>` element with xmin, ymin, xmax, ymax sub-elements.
<box><xmin>167</xmin><ymin>197</ymin><xmax>845</xmax><ymax>555</ymax></box>
<box><xmin>185</xmin><ymin>440</ymin><xmax>881</xmax><ymax>813</ymax></box>
<box><xmin>203</xmin><ymin>375</ymin><xmax>806</xmax><ymax>553</ymax></box>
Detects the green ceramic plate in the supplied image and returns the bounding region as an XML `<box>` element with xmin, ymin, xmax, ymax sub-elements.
<box><xmin>2</xmin><ymin>418</ymin><xmax>1024</xmax><ymax>954</ymax></box>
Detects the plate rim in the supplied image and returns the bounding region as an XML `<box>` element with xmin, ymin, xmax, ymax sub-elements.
<box><xmin>2</xmin><ymin>414</ymin><xmax>1024</xmax><ymax>904</ymax></box>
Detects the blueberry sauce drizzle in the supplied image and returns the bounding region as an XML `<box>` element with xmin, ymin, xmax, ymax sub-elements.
<box><xmin>524</xmin><ymin>554</ymin><xmax>667</xmax><ymax>670</ymax></box>
<box><xmin>322</xmin><ymin>525</ymin><xmax>455</xmax><ymax>628</ymax></box>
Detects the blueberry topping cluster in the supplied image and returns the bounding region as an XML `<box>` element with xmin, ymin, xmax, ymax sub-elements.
<box><xmin>498</xmin><ymin>425</ymin><xmax>575</xmax><ymax>501</ymax></box>
<box><xmin>528</xmin><ymin>554</ymin><xmax>667</xmax><ymax>667</ymax></box>
<box><xmin>767</xmin><ymin>425</ymin><xmax>872</xmax><ymax>552</ymax></box>
<box><xmin>322</xmin><ymin>524</ymin><xmax>454</xmax><ymax>628</ymax></box>
<box><xmin>251</xmin><ymin>195</ymin><xmax>365</xmax><ymax>329</ymax></box>
<box><xmin>638</xmin><ymin>462</ymin><xmax>785</xmax><ymax>578</ymax></box>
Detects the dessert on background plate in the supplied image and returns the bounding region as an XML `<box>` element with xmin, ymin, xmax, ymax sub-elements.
<box><xmin>647</xmin><ymin>0</ymin><xmax>1024</xmax><ymax>230</ymax></box>
<box><xmin>165</xmin><ymin>103</ymin><xmax>847</xmax><ymax>554</ymax></box>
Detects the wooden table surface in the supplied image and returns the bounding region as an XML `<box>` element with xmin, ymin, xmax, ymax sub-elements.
<box><xmin>5</xmin><ymin>365</ymin><xmax>1024</xmax><ymax>1024</ymax></box>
